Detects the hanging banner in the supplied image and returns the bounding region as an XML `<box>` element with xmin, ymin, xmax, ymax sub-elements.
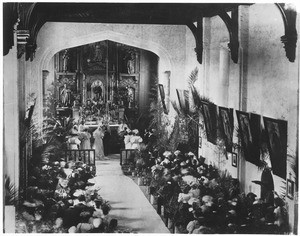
<box><xmin>263</xmin><ymin>117</ymin><xmax>287</xmax><ymax>179</ymax></box>
<box><xmin>219</xmin><ymin>106</ymin><xmax>234</xmax><ymax>152</ymax></box>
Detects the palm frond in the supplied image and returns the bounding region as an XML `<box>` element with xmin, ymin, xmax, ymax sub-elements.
<box><xmin>171</xmin><ymin>101</ymin><xmax>181</xmax><ymax>116</ymax></box>
<box><xmin>5</xmin><ymin>176</ymin><xmax>18</xmax><ymax>205</ymax></box>
<box><xmin>290</xmin><ymin>152</ymin><xmax>298</xmax><ymax>192</ymax></box>
<box><xmin>187</xmin><ymin>67</ymin><xmax>199</xmax><ymax>87</ymax></box>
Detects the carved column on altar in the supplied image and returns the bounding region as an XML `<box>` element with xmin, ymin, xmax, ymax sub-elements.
<box><xmin>162</xmin><ymin>71</ymin><xmax>171</xmax><ymax>111</ymax></box>
<box><xmin>83</xmin><ymin>73</ymin><xmax>86</xmax><ymax>104</ymax></box>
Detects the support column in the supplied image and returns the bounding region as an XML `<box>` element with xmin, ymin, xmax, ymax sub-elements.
<box><xmin>237</xmin><ymin>5</ymin><xmax>250</xmax><ymax>192</ymax></box>
<box><xmin>218</xmin><ymin>43</ymin><xmax>230</xmax><ymax>107</ymax></box>
<box><xmin>3</xmin><ymin>24</ymin><xmax>20</xmax><ymax>233</ymax></box>
<box><xmin>17</xmin><ymin>29</ymin><xmax>30</xmax><ymax>201</ymax></box>
<box><xmin>162</xmin><ymin>71</ymin><xmax>171</xmax><ymax>111</ymax></box>
<box><xmin>203</xmin><ymin>18</ymin><xmax>211</xmax><ymax>98</ymax></box>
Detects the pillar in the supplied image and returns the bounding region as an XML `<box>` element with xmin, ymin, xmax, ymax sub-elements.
<box><xmin>238</xmin><ymin>5</ymin><xmax>250</xmax><ymax>192</ymax></box>
<box><xmin>218</xmin><ymin>42</ymin><xmax>230</xmax><ymax>107</ymax></box>
<box><xmin>162</xmin><ymin>71</ymin><xmax>171</xmax><ymax>111</ymax></box>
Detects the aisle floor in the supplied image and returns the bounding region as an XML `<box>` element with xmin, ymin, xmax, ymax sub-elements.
<box><xmin>94</xmin><ymin>154</ymin><xmax>170</xmax><ymax>234</ymax></box>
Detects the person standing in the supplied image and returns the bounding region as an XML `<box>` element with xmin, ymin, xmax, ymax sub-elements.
<box><xmin>93</xmin><ymin>124</ymin><xmax>106</xmax><ymax>160</ymax></box>
<box><xmin>103</xmin><ymin>125</ymin><xmax>111</xmax><ymax>156</ymax></box>
<box><xmin>80</xmin><ymin>127</ymin><xmax>91</xmax><ymax>150</ymax></box>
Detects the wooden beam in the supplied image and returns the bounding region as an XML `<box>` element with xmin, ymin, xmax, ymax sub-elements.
<box><xmin>187</xmin><ymin>14</ymin><xmax>203</xmax><ymax>64</ymax></box>
<box><xmin>218</xmin><ymin>7</ymin><xmax>239</xmax><ymax>63</ymax></box>
<box><xmin>276</xmin><ymin>3</ymin><xmax>297</xmax><ymax>63</ymax></box>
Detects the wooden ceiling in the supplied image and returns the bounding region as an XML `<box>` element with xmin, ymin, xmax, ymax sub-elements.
<box><xmin>3</xmin><ymin>3</ymin><xmax>297</xmax><ymax>63</ymax></box>
<box><xmin>38</xmin><ymin>3</ymin><xmax>243</xmax><ymax>24</ymax></box>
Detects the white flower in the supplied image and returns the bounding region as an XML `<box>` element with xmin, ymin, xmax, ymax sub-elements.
<box><xmin>60</xmin><ymin>161</ymin><xmax>66</xmax><ymax>167</ymax></box>
<box><xmin>42</xmin><ymin>165</ymin><xmax>50</xmax><ymax>170</ymax></box>
<box><xmin>73</xmin><ymin>189</ymin><xmax>85</xmax><ymax>197</ymax></box>
<box><xmin>188</xmin><ymin>152</ymin><xmax>195</xmax><ymax>156</ymax></box>
<box><xmin>163</xmin><ymin>151</ymin><xmax>172</xmax><ymax>158</ymax></box>
<box><xmin>188</xmin><ymin>197</ymin><xmax>200</xmax><ymax>206</ymax></box>
<box><xmin>174</xmin><ymin>150</ymin><xmax>181</xmax><ymax>156</ymax></box>
<box><xmin>182</xmin><ymin>175</ymin><xmax>198</xmax><ymax>185</ymax></box>
<box><xmin>161</xmin><ymin>158</ymin><xmax>170</xmax><ymax>165</ymax></box>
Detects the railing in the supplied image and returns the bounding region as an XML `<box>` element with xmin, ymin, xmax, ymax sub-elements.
<box><xmin>65</xmin><ymin>149</ymin><xmax>95</xmax><ymax>165</ymax></box>
<box><xmin>120</xmin><ymin>149</ymin><xmax>137</xmax><ymax>165</ymax></box>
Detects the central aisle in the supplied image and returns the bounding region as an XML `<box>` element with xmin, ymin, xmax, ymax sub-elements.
<box><xmin>94</xmin><ymin>154</ymin><xmax>170</xmax><ymax>234</ymax></box>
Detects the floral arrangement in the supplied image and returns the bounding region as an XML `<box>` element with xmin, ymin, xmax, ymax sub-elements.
<box><xmin>135</xmin><ymin>147</ymin><xmax>290</xmax><ymax>234</ymax></box>
<box><xmin>16</xmin><ymin>159</ymin><xmax>116</xmax><ymax>233</ymax></box>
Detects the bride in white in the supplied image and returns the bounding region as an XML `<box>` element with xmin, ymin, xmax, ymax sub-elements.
<box><xmin>93</xmin><ymin>123</ymin><xmax>108</xmax><ymax>160</ymax></box>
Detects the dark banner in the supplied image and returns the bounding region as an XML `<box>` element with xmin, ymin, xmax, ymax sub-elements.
<box><xmin>202</xmin><ymin>102</ymin><xmax>218</xmax><ymax>144</ymax></box>
<box><xmin>249</xmin><ymin>113</ymin><xmax>262</xmax><ymax>166</ymax></box>
<box><xmin>236</xmin><ymin>110</ymin><xmax>260</xmax><ymax>166</ymax></box>
<box><xmin>219</xmin><ymin>106</ymin><xmax>234</xmax><ymax>152</ymax></box>
<box><xmin>263</xmin><ymin>117</ymin><xmax>287</xmax><ymax>179</ymax></box>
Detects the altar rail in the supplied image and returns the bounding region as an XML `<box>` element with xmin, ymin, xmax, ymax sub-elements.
<box><xmin>120</xmin><ymin>149</ymin><xmax>137</xmax><ymax>165</ymax></box>
<box><xmin>65</xmin><ymin>149</ymin><xmax>95</xmax><ymax>165</ymax></box>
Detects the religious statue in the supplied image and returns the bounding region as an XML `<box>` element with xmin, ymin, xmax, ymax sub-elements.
<box><xmin>127</xmin><ymin>57</ymin><xmax>135</xmax><ymax>74</ymax></box>
<box><xmin>60</xmin><ymin>83</ymin><xmax>71</xmax><ymax>107</ymax></box>
<box><xmin>62</xmin><ymin>50</ymin><xmax>69</xmax><ymax>72</ymax></box>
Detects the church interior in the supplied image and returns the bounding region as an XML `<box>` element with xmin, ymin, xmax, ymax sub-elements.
<box><xmin>2</xmin><ymin>2</ymin><xmax>299</xmax><ymax>234</ymax></box>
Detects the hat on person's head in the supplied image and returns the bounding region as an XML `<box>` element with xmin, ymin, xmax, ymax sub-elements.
<box><xmin>188</xmin><ymin>152</ymin><xmax>195</xmax><ymax>156</ymax></box>
<box><xmin>68</xmin><ymin>226</ymin><xmax>76</xmax><ymax>233</ymax></box>
<box><xmin>188</xmin><ymin>197</ymin><xmax>200</xmax><ymax>206</ymax></box>
<box><xmin>93</xmin><ymin>218</ymin><xmax>102</xmax><ymax>228</ymax></box>
<box><xmin>70</xmin><ymin>127</ymin><xmax>78</xmax><ymax>135</ymax></box>
<box><xmin>163</xmin><ymin>151</ymin><xmax>172</xmax><ymax>158</ymax></box>
<box><xmin>174</xmin><ymin>150</ymin><xmax>181</xmax><ymax>156</ymax></box>
<box><xmin>132</xmin><ymin>129</ymin><xmax>139</xmax><ymax>135</ymax></box>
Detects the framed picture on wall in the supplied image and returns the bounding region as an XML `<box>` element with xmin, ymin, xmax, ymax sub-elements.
<box><xmin>287</xmin><ymin>179</ymin><xmax>294</xmax><ymax>199</ymax></box>
<box><xmin>199</xmin><ymin>136</ymin><xmax>202</xmax><ymax>148</ymax></box>
<box><xmin>158</xmin><ymin>84</ymin><xmax>165</xmax><ymax>100</ymax></box>
<box><xmin>229</xmin><ymin>152</ymin><xmax>237</xmax><ymax>167</ymax></box>
<box><xmin>219</xmin><ymin>106</ymin><xmax>234</xmax><ymax>152</ymax></box>
<box><xmin>236</xmin><ymin>110</ymin><xmax>255</xmax><ymax>162</ymax></box>
<box><xmin>201</xmin><ymin>102</ymin><xmax>218</xmax><ymax>144</ymax></box>
<box><xmin>176</xmin><ymin>89</ymin><xmax>189</xmax><ymax>114</ymax></box>
<box><xmin>263</xmin><ymin>117</ymin><xmax>287</xmax><ymax>179</ymax></box>
<box><xmin>159</xmin><ymin>84</ymin><xmax>168</xmax><ymax>114</ymax></box>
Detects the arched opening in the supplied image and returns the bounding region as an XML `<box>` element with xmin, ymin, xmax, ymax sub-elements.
<box><xmin>47</xmin><ymin>40</ymin><xmax>159</xmax><ymax>129</ymax></box>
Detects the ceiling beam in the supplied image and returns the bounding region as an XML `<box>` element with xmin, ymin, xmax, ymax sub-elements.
<box><xmin>276</xmin><ymin>3</ymin><xmax>297</xmax><ymax>62</ymax></box>
<box><xmin>218</xmin><ymin>7</ymin><xmax>239</xmax><ymax>64</ymax></box>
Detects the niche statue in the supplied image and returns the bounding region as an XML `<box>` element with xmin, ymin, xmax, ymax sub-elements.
<box><xmin>60</xmin><ymin>83</ymin><xmax>71</xmax><ymax>107</ymax></box>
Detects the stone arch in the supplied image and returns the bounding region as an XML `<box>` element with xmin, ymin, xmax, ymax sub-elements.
<box><xmin>40</xmin><ymin>29</ymin><xmax>173</xmax><ymax>79</ymax></box>
<box><xmin>32</xmin><ymin>24</ymin><xmax>176</xmax><ymax>125</ymax></box>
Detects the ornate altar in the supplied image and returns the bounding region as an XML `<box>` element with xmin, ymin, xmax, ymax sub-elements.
<box><xmin>53</xmin><ymin>40</ymin><xmax>141</xmax><ymax>125</ymax></box>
